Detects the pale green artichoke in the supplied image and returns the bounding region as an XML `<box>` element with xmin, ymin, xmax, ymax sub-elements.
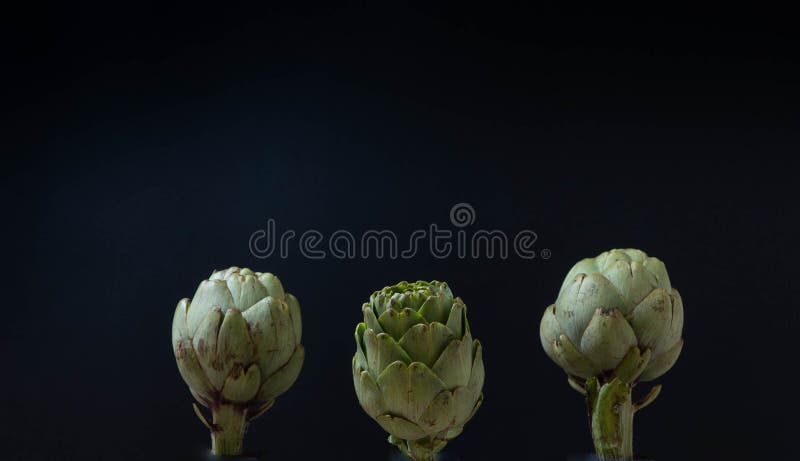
<box><xmin>540</xmin><ymin>249</ymin><xmax>684</xmax><ymax>460</ymax></box>
<box><xmin>353</xmin><ymin>281</ymin><xmax>484</xmax><ymax>461</ymax></box>
<box><xmin>171</xmin><ymin>267</ymin><xmax>304</xmax><ymax>455</ymax></box>
<box><xmin>540</xmin><ymin>249</ymin><xmax>683</xmax><ymax>382</ymax></box>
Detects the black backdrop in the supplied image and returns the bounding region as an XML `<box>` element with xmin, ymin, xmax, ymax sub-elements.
<box><xmin>3</xmin><ymin>3</ymin><xmax>799</xmax><ymax>461</ymax></box>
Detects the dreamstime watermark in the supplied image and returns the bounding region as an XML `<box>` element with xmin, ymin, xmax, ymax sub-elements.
<box><xmin>249</xmin><ymin>203</ymin><xmax>551</xmax><ymax>260</ymax></box>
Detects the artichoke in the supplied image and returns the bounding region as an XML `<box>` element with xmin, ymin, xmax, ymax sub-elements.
<box><xmin>540</xmin><ymin>249</ymin><xmax>684</xmax><ymax>460</ymax></box>
<box><xmin>171</xmin><ymin>267</ymin><xmax>304</xmax><ymax>455</ymax></box>
<box><xmin>353</xmin><ymin>281</ymin><xmax>484</xmax><ymax>461</ymax></box>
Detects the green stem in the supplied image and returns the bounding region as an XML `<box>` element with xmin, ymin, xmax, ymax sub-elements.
<box><xmin>586</xmin><ymin>378</ymin><xmax>634</xmax><ymax>460</ymax></box>
<box><xmin>394</xmin><ymin>436</ymin><xmax>441</xmax><ymax>461</ymax></box>
<box><xmin>210</xmin><ymin>403</ymin><xmax>248</xmax><ymax>456</ymax></box>
<box><xmin>407</xmin><ymin>443</ymin><xmax>438</xmax><ymax>461</ymax></box>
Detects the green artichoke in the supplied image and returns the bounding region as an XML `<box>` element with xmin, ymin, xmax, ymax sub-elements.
<box><xmin>353</xmin><ymin>281</ymin><xmax>484</xmax><ymax>461</ymax></box>
<box><xmin>540</xmin><ymin>249</ymin><xmax>684</xmax><ymax>460</ymax></box>
<box><xmin>172</xmin><ymin>267</ymin><xmax>304</xmax><ymax>455</ymax></box>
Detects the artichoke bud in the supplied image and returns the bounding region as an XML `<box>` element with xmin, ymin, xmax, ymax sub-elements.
<box><xmin>540</xmin><ymin>249</ymin><xmax>684</xmax><ymax>383</ymax></box>
<box><xmin>172</xmin><ymin>267</ymin><xmax>304</xmax><ymax>455</ymax></box>
<box><xmin>353</xmin><ymin>281</ymin><xmax>484</xmax><ymax>460</ymax></box>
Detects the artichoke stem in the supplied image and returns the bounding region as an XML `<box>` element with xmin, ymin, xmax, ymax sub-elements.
<box><xmin>210</xmin><ymin>403</ymin><xmax>248</xmax><ymax>456</ymax></box>
<box><xmin>409</xmin><ymin>453</ymin><xmax>437</xmax><ymax>461</ymax></box>
<box><xmin>587</xmin><ymin>378</ymin><xmax>634</xmax><ymax>460</ymax></box>
<box><xmin>401</xmin><ymin>437</ymin><xmax>440</xmax><ymax>461</ymax></box>
<box><xmin>407</xmin><ymin>446</ymin><xmax>438</xmax><ymax>461</ymax></box>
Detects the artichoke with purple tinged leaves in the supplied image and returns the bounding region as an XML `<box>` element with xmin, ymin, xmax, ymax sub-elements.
<box><xmin>353</xmin><ymin>281</ymin><xmax>484</xmax><ymax>461</ymax></box>
<box><xmin>171</xmin><ymin>267</ymin><xmax>304</xmax><ymax>456</ymax></box>
<box><xmin>540</xmin><ymin>249</ymin><xmax>684</xmax><ymax>460</ymax></box>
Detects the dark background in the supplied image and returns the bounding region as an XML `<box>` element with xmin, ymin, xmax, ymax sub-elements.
<box><xmin>3</xmin><ymin>3</ymin><xmax>799</xmax><ymax>460</ymax></box>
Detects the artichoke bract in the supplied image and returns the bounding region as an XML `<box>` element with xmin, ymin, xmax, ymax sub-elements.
<box><xmin>540</xmin><ymin>249</ymin><xmax>684</xmax><ymax>460</ymax></box>
<box><xmin>353</xmin><ymin>281</ymin><xmax>484</xmax><ymax>461</ymax></box>
<box><xmin>172</xmin><ymin>267</ymin><xmax>304</xmax><ymax>456</ymax></box>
